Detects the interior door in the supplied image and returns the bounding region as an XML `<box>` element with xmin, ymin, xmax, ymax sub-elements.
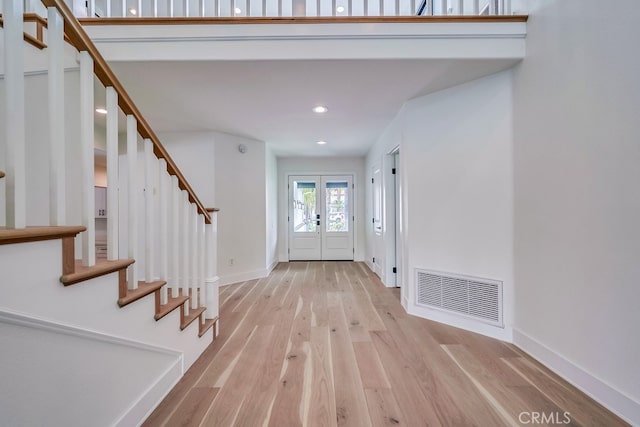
<box><xmin>289</xmin><ymin>175</ymin><xmax>354</xmax><ymax>261</ymax></box>
<box><xmin>289</xmin><ymin>176</ymin><xmax>321</xmax><ymax>260</ymax></box>
<box><xmin>321</xmin><ymin>175</ymin><xmax>354</xmax><ymax>260</ymax></box>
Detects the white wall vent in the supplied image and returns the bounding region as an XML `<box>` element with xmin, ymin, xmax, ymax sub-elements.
<box><xmin>415</xmin><ymin>268</ymin><xmax>503</xmax><ymax>327</ymax></box>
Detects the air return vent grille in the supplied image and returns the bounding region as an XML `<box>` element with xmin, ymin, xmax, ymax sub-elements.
<box><xmin>415</xmin><ymin>269</ymin><xmax>503</xmax><ymax>327</ymax></box>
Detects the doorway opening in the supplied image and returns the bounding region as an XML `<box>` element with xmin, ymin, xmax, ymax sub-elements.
<box><xmin>288</xmin><ymin>175</ymin><xmax>354</xmax><ymax>261</ymax></box>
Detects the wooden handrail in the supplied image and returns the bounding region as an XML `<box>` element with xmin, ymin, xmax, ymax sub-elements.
<box><xmin>0</xmin><ymin>16</ymin><xmax>47</xmax><ymax>49</ymax></box>
<box><xmin>78</xmin><ymin>15</ymin><xmax>528</xmax><ymax>25</ymax></box>
<box><xmin>40</xmin><ymin>0</ymin><xmax>212</xmax><ymax>224</ymax></box>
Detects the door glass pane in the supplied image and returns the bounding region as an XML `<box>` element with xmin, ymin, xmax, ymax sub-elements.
<box><xmin>293</xmin><ymin>181</ymin><xmax>317</xmax><ymax>232</ymax></box>
<box><xmin>326</xmin><ymin>181</ymin><xmax>349</xmax><ymax>232</ymax></box>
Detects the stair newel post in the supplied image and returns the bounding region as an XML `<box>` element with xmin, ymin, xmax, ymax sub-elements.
<box><xmin>126</xmin><ymin>115</ymin><xmax>139</xmax><ymax>290</ymax></box>
<box><xmin>106</xmin><ymin>87</ymin><xmax>119</xmax><ymax>260</ymax></box>
<box><xmin>205</xmin><ymin>210</ymin><xmax>219</xmax><ymax>332</ymax></box>
<box><xmin>190</xmin><ymin>203</ymin><xmax>198</xmax><ymax>310</ymax></box>
<box><xmin>79</xmin><ymin>51</ymin><xmax>96</xmax><ymax>267</ymax></box>
<box><xmin>3</xmin><ymin>0</ymin><xmax>26</xmax><ymax>229</ymax></box>
<box><xmin>144</xmin><ymin>139</ymin><xmax>155</xmax><ymax>283</ymax></box>
<box><xmin>158</xmin><ymin>159</ymin><xmax>169</xmax><ymax>305</ymax></box>
<box><xmin>48</xmin><ymin>7</ymin><xmax>66</xmax><ymax>227</ymax></box>
<box><xmin>171</xmin><ymin>176</ymin><xmax>180</xmax><ymax>298</ymax></box>
<box><xmin>198</xmin><ymin>214</ymin><xmax>205</xmax><ymax>308</ymax></box>
<box><xmin>182</xmin><ymin>190</ymin><xmax>190</xmax><ymax>316</ymax></box>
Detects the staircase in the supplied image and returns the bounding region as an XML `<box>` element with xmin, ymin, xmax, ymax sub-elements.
<box><xmin>0</xmin><ymin>1</ymin><xmax>220</xmax><ymax>425</ymax></box>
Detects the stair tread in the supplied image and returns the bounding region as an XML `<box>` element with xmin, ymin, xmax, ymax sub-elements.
<box><xmin>118</xmin><ymin>280</ymin><xmax>166</xmax><ymax>307</ymax></box>
<box><xmin>155</xmin><ymin>295</ymin><xmax>189</xmax><ymax>321</ymax></box>
<box><xmin>199</xmin><ymin>316</ymin><xmax>218</xmax><ymax>338</ymax></box>
<box><xmin>0</xmin><ymin>225</ymin><xmax>85</xmax><ymax>246</ymax></box>
<box><xmin>61</xmin><ymin>258</ymin><xmax>134</xmax><ymax>286</ymax></box>
<box><xmin>181</xmin><ymin>307</ymin><xmax>206</xmax><ymax>331</ymax></box>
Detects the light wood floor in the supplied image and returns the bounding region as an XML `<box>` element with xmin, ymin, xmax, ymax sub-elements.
<box><xmin>144</xmin><ymin>262</ymin><xmax>627</xmax><ymax>427</ymax></box>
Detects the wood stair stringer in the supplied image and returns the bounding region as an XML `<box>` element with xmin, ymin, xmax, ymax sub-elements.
<box><xmin>181</xmin><ymin>307</ymin><xmax>205</xmax><ymax>331</ymax></box>
<box><xmin>199</xmin><ymin>316</ymin><xmax>218</xmax><ymax>338</ymax></box>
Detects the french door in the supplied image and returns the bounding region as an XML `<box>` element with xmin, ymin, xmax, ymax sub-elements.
<box><xmin>288</xmin><ymin>175</ymin><xmax>354</xmax><ymax>260</ymax></box>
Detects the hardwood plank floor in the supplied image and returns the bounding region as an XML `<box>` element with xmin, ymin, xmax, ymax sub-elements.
<box><xmin>144</xmin><ymin>262</ymin><xmax>628</xmax><ymax>427</ymax></box>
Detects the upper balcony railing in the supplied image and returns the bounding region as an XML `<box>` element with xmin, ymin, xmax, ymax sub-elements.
<box><xmin>75</xmin><ymin>0</ymin><xmax>513</xmax><ymax>19</ymax></box>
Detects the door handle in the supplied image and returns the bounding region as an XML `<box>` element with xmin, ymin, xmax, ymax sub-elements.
<box><xmin>316</xmin><ymin>220</ymin><xmax>320</xmax><ymax>226</ymax></box>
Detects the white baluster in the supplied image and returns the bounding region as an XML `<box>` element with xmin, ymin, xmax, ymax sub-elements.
<box><xmin>457</xmin><ymin>0</ymin><xmax>462</xmax><ymax>14</ymax></box>
<box><xmin>106</xmin><ymin>87</ymin><xmax>119</xmax><ymax>260</ymax></box>
<box><xmin>427</xmin><ymin>0</ymin><xmax>433</xmax><ymax>15</ymax></box>
<box><xmin>106</xmin><ymin>0</ymin><xmax>112</xmax><ymax>17</ymax></box>
<box><xmin>183</xmin><ymin>0</ymin><xmax>189</xmax><ymax>16</ymax></box>
<box><xmin>504</xmin><ymin>0</ymin><xmax>510</xmax><ymax>15</ymax></box>
<box><xmin>379</xmin><ymin>0</ymin><xmax>383</xmax><ymax>16</ymax></box>
<box><xmin>88</xmin><ymin>0</ymin><xmax>95</xmax><ymax>16</ymax></box>
<box><xmin>441</xmin><ymin>0</ymin><xmax>447</xmax><ymax>15</ymax></box>
<box><xmin>214</xmin><ymin>0</ymin><xmax>220</xmax><ymax>16</ymax></box>
<box><xmin>153</xmin><ymin>0</ymin><xmax>158</xmax><ymax>17</ymax></box>
<box><xmin>158</xmin><ymin>159</ymin><xmax>169</xmax><ymax>305</ymax></box>
<box><xmin>473</xmin><ymin>0</ymin><xmax>479</xmax><ymax>15</ymax></box>
<box><xmin>410</xmin><ymin>0</ymin><xmax>415</xmax><ymax>16</ymax></box>
<box><xmin>245</xmin><ymin>0</ymin><xmax>250</xmax><ymax>16</ymax></box>
<box><xmin>48</xmin><ymin>7</ymin><xmax>66</xmax><ymax>227</ymax></box>
<box><xmin>171</xmin><ymin>175</ymin><xmax>180</xmax><ymax>298</ymax></box>
<box><xmin>182</xmin><ymin>191</ymin><xmax>190</xmax><ymax>315</ymax></box>
<box><xmin>137</xmin><ymin>0</ymin><xmax>142</xmax><ymax>15</ymax></box>
<box><xmin>198</xmin><ymin>214</ymin><xmax>205</xmax><ymax>308</ymax></box>
<box><xmin>191</xmin><ymin>204</ymin><xmax>198</xmax><ymax>310</ymax></box>
<box><xmin>278</xmin><ymin>0</ymin><xmax>282</xmax><ymax>16</ymax></box>
<box><xmin>363</xmin><ymin>0</ymin><xmax>367</xmax><ymax>16</ymax></box>
<box><xmin>122</xmin><ymin>0</ymin><xmax>126</xmax><ymax>16</ymax></box>
<box><xmin>347</xmin><ymin>0</ymin><xmax>352</xmax><ymax>16</ymax></box>
<box><xmin>127</xmin><ymin>115</ymin><xmax>138</xmax><ymax>289</ymax></box>
<box><xmin>489</xmin><ymin>0</ymin><xmax>495</xmax><ymax>15</ymax></box>
<box><xmin>332</xmin><ymin>0</ymin><xmax>336</xmax><ymax>16</ymax></box>
<box><xmin>3</xmin><ymin>0</ymin><xmax>26</xmax><ymax>229</ymax></box>
<box><xmin>169</xmin><ymin>0</ymin><xmax>174</xmax><ymax>17</ymax></box>
<box><xmin>199</xmin><ymin>0</ymin><xmax>205</xmax><ymax>16</ymax></box>
<box><xmin>144</xmin><ymin>139</ymin><xmax>155</xmax><ymax>283</ymax></box>
<box><xmin>262</xmin><ymin>0</ymin><xmax>266</xmax><ymax>16</ymax></box>
<box><xmin>395</xmin><ymin>0</ymin><xmax>400</xmax><ymax>16</ymax></box>
<box><xmin>205</xmin><ymin>212</ymin><xmax>219</xmax><ymax>332</ymax></box>
<box><xmin>80</xmin><ymin>51</ymin><xmax>96</xmax><ymax>267</ymax></box>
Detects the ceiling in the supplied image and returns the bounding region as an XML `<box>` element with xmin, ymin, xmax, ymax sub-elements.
<box><xmin>103</xmin><ymin>58</ymin><xmax>520</xmax><ymax>157</ymax></box>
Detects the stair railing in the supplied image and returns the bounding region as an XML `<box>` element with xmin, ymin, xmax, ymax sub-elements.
<box><xmin>74</xmin><ymin>0</ymin><xmax>511</xmax><ymax>18</ymax></box>
<box><xmin>1</xmin><ymin>0</ymin><xmax>219</xmax><ymax>325</ymax></box>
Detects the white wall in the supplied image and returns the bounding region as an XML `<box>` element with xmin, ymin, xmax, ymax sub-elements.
<box><xmin>265</xmin><ymin>145</ymin><xmax>279</xmax><ymax>271</ymax></box>
<box><xmin>512</xmin><ymin>0</ymin><xmax>640</xmax><ymax>422</ymax></box>
<box><xmin>365</xmin><ymin>117</ymin><xmax>403</xmax><ymax>287</ymax></box>
<box><xmin>161</xmin><ymin>130</ymin><xmax>268</xmax><ymax>286</ymax></box>
<box><xmin>277</xmin><ymin>156</ymin><xmax>366</xmax><ymax>262</ymax></box>
<box><xmin>366</xmin><ymin>71</ymin><xmax>514</xmax><ymax>341</ymax></box>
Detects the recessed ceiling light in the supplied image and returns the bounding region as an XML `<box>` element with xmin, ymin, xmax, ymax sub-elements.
<box><xmin>95</xmin><ymin>108</ymin><xmax>108</xmax><ymax>114</ymax></box>
<box><xmin>128</xmin><ymin>7</ymin><xmax>137</xmax><ymax>15</ymax></box>
<box><xmin>336</xmin><ymin>6</ymin><xmax>345</xmax><ymax>13</ymax></box>
<box><xmin>316</xmin><ymin>140</ymin><xmax>327</xmax><ymax>145</ymax></box>
<box><xmin>234</xmin><ymin>7</ymin><xmax>242</xmax><ymax>14</ymax></box>
<box><xmin>313</xmin><ymin>106</ymin><xmax>328</xmax><ymax>114</ymax></box>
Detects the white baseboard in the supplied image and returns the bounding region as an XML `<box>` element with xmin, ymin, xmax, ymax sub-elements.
<box><xmin>266</xmin><ymin>259</ymin><xmax>279</xmax><ymax>274</ymax></box>
<box><xmin>407</xmin><ymin>303</ymin><xmax>513</xmax><ymax>342</ymax></box>
<box><xmin>218</xmin><ymin>268</ymin><xmax>271</xmax><ymax>286</ymax></box>
<box><xmin>513</xmin><ymin>329</ymin><xmax>639</xmax><ymax>425</ymax></box>
<box><xmin>0</xmin><ymin>307</ymin><xmax>184</xmax><ymax>427</ymax></box>
<box><xmin>115</xmin><ymin>358</ymin><xmax>183</xmax><ymax>427</ymax></box>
